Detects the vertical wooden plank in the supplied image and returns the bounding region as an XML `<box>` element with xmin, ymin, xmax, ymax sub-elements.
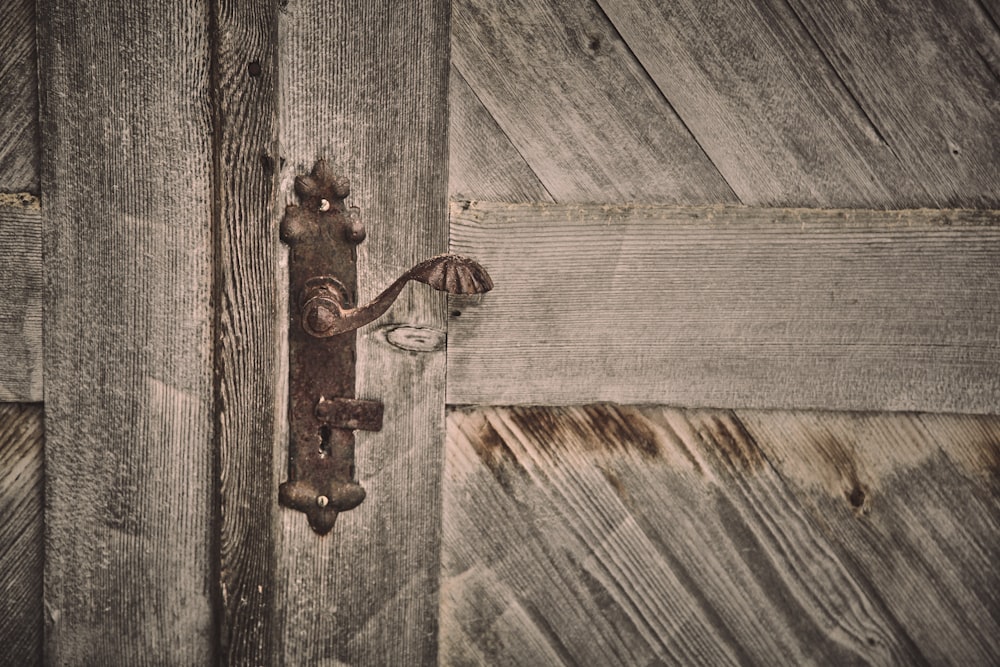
<box><xmin>210</xmin><ymin>0</ymin><xmax>281</xmax><ymax>664</ymax></box>
<box><xmin>0</xmin><ymin>0</ymin><xmax>39</xmax><ymax>193</ymax></box>
<box><xmin>277</xmin><ymin>1</ymin><xmax>450</xmax><ymax>664</ymax></box>
<box><xmin>38</xmin><ymin>2</ymin><xmax>216</xmax><ymax>663</ymax></box>
<box><xmin>0</xmin><ymin>194</ymin><xmax>42</xmax><ymax>401</ymax></box>
<box><xmin>0</xmin><ymin>403</ymin><xmax>44</xmax><ymax>666</ymax></box>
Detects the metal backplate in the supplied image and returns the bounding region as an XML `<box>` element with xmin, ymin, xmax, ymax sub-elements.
<box><xmin>278</xmin><ymin>161</ymin><xmax>381</xmax><ymax>535</ymax></box>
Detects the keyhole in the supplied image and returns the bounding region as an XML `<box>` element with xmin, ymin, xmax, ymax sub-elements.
<box><xmin>318</xmin><ymin>424</ymin><xmax>333</xmax><ymax>456</ymax></box>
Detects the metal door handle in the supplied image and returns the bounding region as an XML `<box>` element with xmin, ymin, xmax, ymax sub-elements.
<box><xmin>279</xmin><ymin>160</ymin><xmax>493</xmax><ymax>534</ymax></box>
<box><xmin>297</xmin><ymin>254</ymin><xmax>491</xmax><ymax>338</ymax></box>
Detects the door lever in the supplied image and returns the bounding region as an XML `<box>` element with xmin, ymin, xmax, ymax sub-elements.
<box><xmin>279</xmin><ymin>160</ymin><xmax>492</xmax><ymax>535</ymax></box>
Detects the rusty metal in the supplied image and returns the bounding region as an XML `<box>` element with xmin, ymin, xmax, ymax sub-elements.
<box><xmin>279</xmin><ymin>160</ymin><xmax>493</xmax><ymax>535</ymax></box>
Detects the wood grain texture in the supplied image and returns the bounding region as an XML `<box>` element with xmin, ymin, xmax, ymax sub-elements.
<box><xmin>737</xmin><ymin>409</ymin><xmax>1000</xmax><ymax>665</ymax></box>
<box><xmin>210</xmin><ymin>1</ymin><xmax>280</xmax><ymax>664</ymax></box>
<box><xmin>442</xmin><ymin>405</ymin><xmax>1000</xmax><ymax>666</ymax></box>
<box><xmin>451</xmin><ymin>0</ymin><xmax>737</xmax><ymax>204</ymax></box>
<box><xmin>38</xmin><ymin>1</ymin><xmax>216</xmax><ymax>663</ymax></box>
<box><xmin>0</xmin><ymin>403</ymin><xmax>43</xmax><ymax>666</ymax></box>
<box><xmin>276</xmin><ymin>1</ymin><xmax>450</xmax><ymax>663</ymax></box>
<box><xmin>449</xmin><ymin>202</ymin><xmax>1000</xmax><ymax>412</ymax></box>
<box><xmin>0</xmin><ymin>194</ymin><xmax>42</xmax><ymax>401</ymax></box>
<box><xmin>595</xmin><ymin>0</ymin><xmax>926</xmax><ymax>207</ymax></box>
<box><xmin>780</xmin><ymin>0</ymin><xmax>1000</xmax><ymax>208</ymax></box>
<box><xmin>0</xmin><ymin>0</ymin><xmax>39</xmax><ymax>192</ymax></box>
<box><xmin>448</xmin><ymin>66</ymin><xmax>553</xmax><ymax>203</ymax></box>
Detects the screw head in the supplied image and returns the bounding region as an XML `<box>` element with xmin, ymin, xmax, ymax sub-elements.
<box><xmin>305</xmin><ymin>302</ymin><xmax>338</xmax><ymax>334</ymax></box>
<box><xmin>316</xmin><ymin>495</ymin><xmax>329</xmax><ymax>508</ymax></box>
<box><xmin>344</xmin><ymin>216</ymin><xmax>366</xmax><ymax>243</ymax></box>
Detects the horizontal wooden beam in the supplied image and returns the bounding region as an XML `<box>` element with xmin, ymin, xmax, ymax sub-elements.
<box><xmin>448</xmin><ymin>203</ymin><xmax>1000</xmax><ymax>413</ymax></box>
<box><xmin>0</xmin><ymin>194</ymin><xmax>42</xmax><ymax>402</ymax></box>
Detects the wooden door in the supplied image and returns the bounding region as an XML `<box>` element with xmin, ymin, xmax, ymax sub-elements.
<box><xmin>19</xmin><ymin>0</ymin><xmax>450</xmax><ymax>664</ymax></box>
<box><xmin>3</xmin><ymin>0</ymin><xmax>1000</xmax><ymax>665</ymax></box>
<box><xmin>438</xmin><ymin>0</ymin><xmax>1000</xmax><ymax>664</ymax></box>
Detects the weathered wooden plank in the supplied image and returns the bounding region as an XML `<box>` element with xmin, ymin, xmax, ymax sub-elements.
<box><xmin>737</xmin><ymin>410</ymin><xmax>1000</xmax><ymax>664</ymax></box>
<box><xmin>448</xmin><ymin>66</ymin><xmax>553</xmax><ymax>203</ymax></box>
<box><xmin>595</xmin><ymin>0</ymin><xmax>928</xmax><ymax>208</ymax></box>
<box><xmin>451</xmin><ymin>0</ymin><xmax>737</xmax><ymax>204</ymax></box>
<box><xmin>598</xmin><ymin>0</ymin><xmax>938</xmax><ymax>208</ymax></box>
<box><xmin>449</xmin><ymin>203</ymin><xmax>1000</xmax><ymax>412</ymax></box>
<box><xmin>0</xmin><ymin>0</ymin><xmax>39</xmax><ymax>193</ymax></box>
<box><xmin>276</xmin><ymin>1</ymin><xmax>450</xmax><ymax>663</ymax></box>
<box><xmin>780</xmin><ymin>0</ymin><xmax>1000</xmax><ymax>208</ymax></box>
<box><xmin>210</xmin><ymin>1</ymin><xmax>280</xmax><ymax>664</ymax></box>
<box><xmin>38</xmin><ymin>2</ymin><xmax>216</xmax><ymax>663</ymax></box>
<box><xmin>442</xmin><ymin>405</ymin><xmax>1000</xmax><ymax>665</ymax></box>
<box><xmin>0</xmin><ymin>403</ymin><xmax>43</xmax><ymax>666</ymax></box>
<box><xmin>0</xmin><ymin>194</ymin><xmax>42</xmax><ymax>402</ymax></box>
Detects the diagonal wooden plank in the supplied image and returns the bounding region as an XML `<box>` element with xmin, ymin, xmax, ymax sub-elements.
<box><xmin>449</xmin><ymin>202</ymin><xmax>1000</xmax><ymax>412</ymax></box>
<box><xmin>597</xmin><ymin>0</ymin><xmax>928</xmax><ymax>207</ymax></box>
<box><xmin>0</xmin><ymin>0</ymin><xmax>39</xmax><ymax>193</ymax></box>
<box><xmin>451</xmin><ymin>0</ymin><xmax>737</xmax><ymax>204</ymax></box>
<box><xmin>0</xmin><ymin>194</ymin><xmax>42</xmax><ymax>402</ymax></box>
<box><xmin>449</xmin><ymin>66</ymin><xmax>554</xmax><ymax>203</ymax></box>
<box><xmin>209</xmin><ymin>0</ymin><xmax>281</xmax><ymax>663</ymax></box>
<box><xmin>737</xmin><ymin>410</ymin><xmax>1000</xmax><ymax>664</ymax></box>
<box><xmin>442</xmin><ymin>405</ymin><xmax>969</xmax><ymax>666</ymax></box>
<box><xmin>38</xmin><ymin>1</ymin><xmax>216</xmax><ymax>662</ymax></box>
<box><xmin>275</xmin><ymin>1</ymin><xmax>451</xmax><ymax>663</ymax></box>
<box><xmin>782</xmin><ymin>0</ymin><xmax>1000</xmax><ymax>208</ymax></box>
<box><xmin>0</xmin><ymin>403</ymin><xmax>43</xmax><ymax>666</ymax></box>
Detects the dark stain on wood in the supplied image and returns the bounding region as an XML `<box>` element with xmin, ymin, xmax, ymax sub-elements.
<box><xmin>584</xmin><ymin>405</ymin><xmax>661</xmax><ymax>460</ymax></box>
<box><xmin>599</xmin><ymin>466</ymin><xmax>628</xmax><ymax>504</ymax></box>
<box><xmin>465</xmin><ymin>411</ymin><xmax>528</xmax><ymax>494</ymax></box>
<box><xmin>699</xmin><ymin>412</ymin><xmax>766</xmax><ymax>474</ymax></box>
<box><xmin>504</xmin><ymin>404</ymin><xmax>661</xmax><ymax>461</ymax></box>
<box><xmin>784</xmin><ymin>417</ymin><xmax>874</xmax><ymax>514</ymax></box>
<box><xmin>444</xmin><ymin>405</ymin><xmax>1000</xmax><ymax>665</ymax></box>
<box><xmin>965</xmin><ymin>430</ymin><xmax>1000</xmax><ymax>484</ymax></box>
<box><xmin>847</xmin><ymin>483</ymin><xmax>867</xmax><ymax>512</ymax></box>
<box><xmin>642</xmin><ymin>410</ymin><xmax>707</xmax><ymax>477</ymax></box>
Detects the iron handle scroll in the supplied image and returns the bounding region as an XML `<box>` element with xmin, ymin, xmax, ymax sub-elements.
<box><xmin>279</xmin><ymin>160</ymin><xmax>493</xmax><ymax>535</ymax></box>
<box><xmin>299</xmin><ymin>255</ymin><xmax>492</xmax><ymax>338</ymax></box>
